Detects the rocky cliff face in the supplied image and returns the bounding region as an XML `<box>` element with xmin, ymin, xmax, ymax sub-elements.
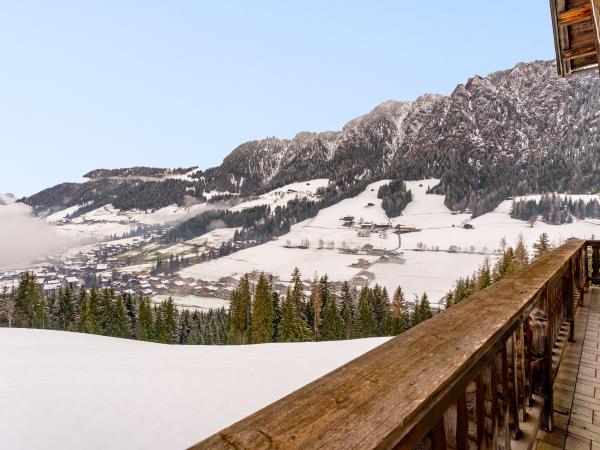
<box><xmin>25</xmin><ymin>60</ymin><xmax>600</xmax><ymax>216</ymax></box>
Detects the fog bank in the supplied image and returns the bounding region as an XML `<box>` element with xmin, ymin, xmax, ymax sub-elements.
<box><xmin>0</xmin><ymin>202</ymin><xmax>71</xmax><ymax>270</ymax></box>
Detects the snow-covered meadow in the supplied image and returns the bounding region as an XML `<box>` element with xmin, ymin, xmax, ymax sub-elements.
<box><xmin>180</xmin><ymin>179</ymin><xmax>600</xmax><ymax>303</ymax></box>
<box><xmin>0</xmin><ymin>329</ymin><xmax>389</xmax><ymax>450</ymax></box>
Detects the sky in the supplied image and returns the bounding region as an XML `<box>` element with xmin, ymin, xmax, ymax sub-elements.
<box><xmin>0</xmin><ymin>1</ymin><xmax>556</xmax><ymax>197</ymax></box>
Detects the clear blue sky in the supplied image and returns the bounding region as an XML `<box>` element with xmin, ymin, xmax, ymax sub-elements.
<box><xmin>0</xmin><ymin>1</ymin><xmax>555</xmax><ymax>196</ymax></box>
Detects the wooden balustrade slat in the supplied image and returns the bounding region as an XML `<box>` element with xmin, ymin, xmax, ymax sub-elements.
<box><xmin>476</xmin><ymin>374</ymin><xmax>485</xmax><ymax>449</ymax></box>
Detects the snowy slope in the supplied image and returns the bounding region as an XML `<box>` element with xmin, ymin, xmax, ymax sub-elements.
<box><xmin>180</xmin><ymin>180</ymin><xmax>396</xmax><ymax>284</ymax></box>
<box><xmin>0</xmin><ymin>329</ymin><xmax>389</xmax><ymax>450</ymax></box>
<box><xmin>151</xmin><ymin>294</ymin><xmax>229</xmax><ymax>311</ymax></box>
<box><xmin>230</xmin><ymin>178</ymin><xmax>330</xmax><ymax>212</ymax></box>
<box><xmin>46</xmin><ymin>202</ymin><xmax>210</xmax><ymax>240</ymax></box>
<box><xmin>180</xmin><ymin>179</ymin><xmax>600</xmax><ymax>303</ymax></box>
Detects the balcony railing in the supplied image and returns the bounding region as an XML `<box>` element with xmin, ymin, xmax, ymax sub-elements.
<box><xmin>190</xmin><ymin>239</ymin><xmax>599</xmax><ymax>450</ymax></box>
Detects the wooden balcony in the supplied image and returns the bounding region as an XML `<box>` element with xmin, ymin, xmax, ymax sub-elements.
<box><xmin>190</xmin><ymin>239</ymin><xmax>600</xmax><ymax>450</ymax></box>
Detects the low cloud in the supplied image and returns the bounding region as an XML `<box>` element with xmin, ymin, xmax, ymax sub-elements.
<box><xmin>0</xmin><ymin>203</ymin><xmax>73</xmax><ymax>270</ymax></box>
<box><xmin>207</xmin><ymin>219</ymin><xmax>227</xmax><ymax>232</ymax></box>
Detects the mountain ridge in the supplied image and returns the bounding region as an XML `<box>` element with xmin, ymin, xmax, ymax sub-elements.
<box><xmin>23</xmin><ymin>59</ymin><xmax>600</xmax><ymax>217</ymax></box>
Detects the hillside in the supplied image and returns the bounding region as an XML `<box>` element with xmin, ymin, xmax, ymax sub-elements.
<box><xmin>22</xmin><ymin>60</ymin><xmax>600</xmax><ymax>218</ymax></box>
<box><xmin>178</xmin><ymin>179</ymin><xmax>600</xmax><ymax>303</ymax></box>
<box><xmin>0</xmin><ymin>328</ymin><xmax>389</xmax><ymax>450</ymax></box>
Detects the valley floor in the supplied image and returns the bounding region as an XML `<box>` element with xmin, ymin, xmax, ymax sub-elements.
<box><xmin>0</xmin><ymin>328</ymin><xmax>389</xmax><ymax>450</ymax></box>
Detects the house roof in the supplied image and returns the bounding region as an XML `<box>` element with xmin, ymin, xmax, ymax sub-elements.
<box><xmin>550</xmin><ymin>0</ymin><xmax>600</xmax><ymax>76</ymax></box>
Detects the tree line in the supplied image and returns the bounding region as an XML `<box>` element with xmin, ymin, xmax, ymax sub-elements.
<box><xmin>445</xmin><ymin>233</ymin><xmax>553</xmax><ymax>308</ymax></box>
<box><xmin>228</xmin><ymin>268</ymin><xmax>431</xmax><ymax>344</ymax></box>
<box><xmin>0</xmin><ymin>268</ymin><xmax>432</xmax><ymax>346</ymax></box>
<box><xmin>378</xmin><ymin>179</ymin><xmax>412</xmax><ymax>218</ymax></box>
<box><xmin>0</xmin><ymin>274</ymin><xmax>227</xmax><ymax>345</ymax></box>
<box><xmin>511</xmin><ymin>193</ymin><xmax>600</xmax><ymax>224</ymax></box>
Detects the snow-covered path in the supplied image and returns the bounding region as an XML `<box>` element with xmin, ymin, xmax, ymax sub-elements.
<box><xmin>0</xmin><ymin>329</ymin><xmax>390</xmax><ymax>450</ymax></box>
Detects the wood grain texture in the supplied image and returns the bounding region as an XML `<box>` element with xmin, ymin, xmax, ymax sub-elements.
<box><xmin>550</xmin><ymin>0</ymin><xmax>600</xmax><ymax>76</ymax></box>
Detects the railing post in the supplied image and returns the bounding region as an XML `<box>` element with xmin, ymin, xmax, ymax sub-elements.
<box><xmin>457</xmin><ymin>391</ymin><xmax>468</xmax><ymax>450</ymax></box>
<box><xmin>509</xmin><ymin>334</ymin><xmax>522</xmax><ymax>439</ymax></box>
<box><xmin>430</xmin><ymin>417</ymin><xmax>446</xmax><ymax>450</ymax></box>
<box><xmin>476</xmin><ymin>374</ymin><xmax>485</xmax><ymax>449</ymax></box>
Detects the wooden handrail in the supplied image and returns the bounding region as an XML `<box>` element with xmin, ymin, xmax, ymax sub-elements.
<box><xmin>191</xmin><ymin>239</ymin><xmax>590</xmax><ymax>449</ymax></box>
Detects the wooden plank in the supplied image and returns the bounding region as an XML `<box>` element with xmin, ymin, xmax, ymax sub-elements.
<box><xmin>550</xmin><ymin>0</ymin><xmax>569</xmax><ymax>76</ymax></box>
<box><xmin>560</xmin><ymin>3</ymin><xmax>594</xmax><ymax>26</ymax></box>
<box><xmin>191</xmin><ymin>240</ymin><xmax>587</xmax><ymax>450</ymax></box>
<box><xmin>476</xmin><ymin>374</ymin><xmax>485</xmax><ymax>449</ymax></box>
<box><xmin>430</xmin><ymin>418</ymin><xmax>446</xmax><ymax>450</ymax></box>
<box><xmin>562</xmin><ymin>44</ymin><xmax>598</xmax><ymax>61</ymax></box>
<box><xmin>457</xmin><ymin>392</ymin><xmax>468</xmax><ymax>450</ymax></box>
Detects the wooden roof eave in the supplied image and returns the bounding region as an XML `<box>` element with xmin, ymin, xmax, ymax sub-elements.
<box><xmin>550</xmin><ymin>0</ymin><xmax>600</xmax><ymax>77</ymax></box>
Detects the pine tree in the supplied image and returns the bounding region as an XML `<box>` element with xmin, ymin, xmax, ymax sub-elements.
<box><xmin>250</xmin><ymin>273</ymin><xmax>275</xmax><ymax>344</ymax></box>
<box><xmin>123</xmin><ymin>293</ymin><xmax>137</xmax><ymax>338</ymax></box>
<box><xmin>99</xmin><ymin>288</ymin><xmax>114</xmax><ymax>335</ymax></box>
<box><xmin>477</xmin><ymin>258</ymin><xmax>492</xmax><ymax>291</ymax></box>
<box><xmin>291</xmin><ymin>268</ymin><xmax>307</xmax><ymax>321</ymax></box>
<box><xmin>390</xmin><ymin>286</ymin><xmax>409</xmax><ymax>335</ymax></box>
<box><xmin>410</xmin><ymin>294</ymin><xmax>422</xmax><ymax>327</ymax></box>
<box><xmin>514</xmin><ymin>234</ymin><xmax>529</xmax><ymax>269</ymax></box>
<box><xmin>76</xmin><ymin>289</ymin><xmax>89</xmax><ymax>333</ymax></box>
<box><xmin>13</xmin><ymin>272</ymin><xmax>47</xmax><ymax>329</ymax></box>
<box><xmin>228</xmin><ymin>275</ymin><xmax>251</xmax><ymax>344</ymax></box>
<box><xmin>136</xmin><ymin>297</ymin><xmax>153</xmax><ymax>341</ymax></box>
<box><xmin>319</xmin><ymin>282</ymin><xmax>343</xmax><ymax>341</ymax></box>
<box><xmin>339</xmin><ymin>282</ymin><xmax>355</xmax><ymax>339</ymax></box>
<box><xmin>419</xmin><ymin>293</ymin><xmax>433</xmax><ymax>322</ymax></box>
<box><xmin>112</xmin><ymin>295</ymin><xmax>131</xmax><ymax>338</ymax></box>
<box><xmin>278</xmin><ymin>289</ymin><xmax>311</xmax><ymax>342</ymax></box>
<box><xmin>533</xmin><ymin>233</ymin><xmax>552</xmax><ymax>259</ymax></box>
<box><xmin>310</xmin><ymin>277</ymin><xmax>321</xmax><ymax>340</ymax></box>
<box><xmin>153</xmin><ymin>304</ymin><xmax>164</xmax><ymax>342</ymax></box>
<box><xmin>46</xmin><ymin>290</ymin><xmax>57</xmax><ymax>329</ymax></box>
<box><xmin>56</xmin><ymin>284</ymin><xmax>75</xmax><ymax>330</ymax></box>
<box><xmin>161</xmin><ymin>297</ymin><xmax>178</xmax><ymax>344</ymax></box>
<box><xmin>355</xmin><ymin>287</ymin><xmax>376</xmax><ymax>338</ymax></box>
<box><xmin>179</xmin><ymin>309</ymin><xmax>192</xmax><ymax>344</ymax></box>
<box><xmin>444</xmin><ymin>291</ymin><xmax>455</xmax><ymax>309</ymax></box>
<box><xmin>270</xmin><ymin>276</ymin><xmax>281</xmax><ymax>342</ymax></box>
<box><xmin>494</xmin><ymin>248</ymin><xmax>517</xmax><ymax>281</ymax></box>
<box><xmin>86</xmin><ymin>286</ymin><xmax>101</xmax><ymax>334</ymax></box>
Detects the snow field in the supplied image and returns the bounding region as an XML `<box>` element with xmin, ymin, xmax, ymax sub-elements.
<box><xmin>181</xmin><ymin>179</ymin><xmax>600</xmax><ymax>304</ymax></box>
<box><xmin>151</xmin><ymin>294</ymin><xmax>229</xmax><ymax>311</ymax></box>
<box><xmin>0</xmin><ymin>329</ymin><xmax>390</xmax><ymax>450</ymax></box>
<box><xmin>230</xmin><ymin>178</ymin><xmax>330</xmax><ymax>212</ymax></box>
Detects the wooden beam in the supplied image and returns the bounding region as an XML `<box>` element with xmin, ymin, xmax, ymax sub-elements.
<box><xmin>592</xmin><ymin>0</ymin><xmax>600</xmax><ymax>76</ymax></box>
<box><xmin>562</xmin><ymin>44</ymin><xmax>598</xmax><ymax>60</ymax></box>
<box><xmin>559</xmin><ymin>3</ymin><xmax>593</xmax><ymax>26</ymax></box>
<box><xmin>550</xmin><ymin>0</ymin><xmax>567</xmax><ymax>77</ymax></box>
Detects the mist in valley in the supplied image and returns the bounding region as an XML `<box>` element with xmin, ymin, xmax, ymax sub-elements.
<box><xmin>0</xmin><ymin>202</ymin><xmax>72</xmax><ymax>271</ymax></box>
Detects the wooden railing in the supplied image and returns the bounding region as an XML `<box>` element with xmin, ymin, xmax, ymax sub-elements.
<box><xmin>191</xmin><ymin>239</ymin><xmax>599</xmax><ymax>450</ymax></box>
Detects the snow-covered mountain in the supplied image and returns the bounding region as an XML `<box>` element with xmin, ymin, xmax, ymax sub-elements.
<box><xmin>22</xmin><ymin>60</ymin><xmax>600</xmax><ymax>218</ymax></box>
